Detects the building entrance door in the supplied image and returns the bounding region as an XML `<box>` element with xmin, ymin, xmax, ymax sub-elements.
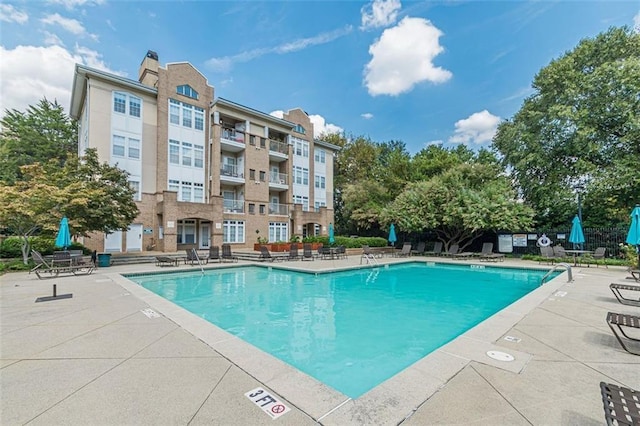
<box><xmin>199</xmin><ymin>223</ymin><xmax>210</xmax><ymax>249</ymax></box>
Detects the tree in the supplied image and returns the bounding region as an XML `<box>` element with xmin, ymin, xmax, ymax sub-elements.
<box><xmin>492</xmin><ymin>27</ymin><xmax>640</xmax><ymax>227</ymax></box>
<box><xmin>0</xmin><ymin>149</ymin><xmax>139</xmax><ymax>264</ymax></box>
<box><xmin>381</xmin><ymin>163</ymin><xmax>534</xmax><ymax>251</ymax></box>
<box><xmin>0</xmin><ymin>98</ymin><xmax>77</xmax><ymax>184</ymax></box>
<box><xmin>0</xmin><ymin>165</ymin><xmax>64</xmax><ymax>263</ymax></box>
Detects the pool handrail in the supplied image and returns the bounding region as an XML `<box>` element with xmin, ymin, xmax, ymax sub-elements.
<box><xmin>541</xmin><ymin>262</ymin><xmax>572</xmax><ymax>285</ymax></box>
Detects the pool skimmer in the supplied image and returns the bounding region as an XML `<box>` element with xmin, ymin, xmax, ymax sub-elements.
<box><xmin>486</xmin><ymin>350</ymin><xmax>515</xmax><ymax>362</ymax></box>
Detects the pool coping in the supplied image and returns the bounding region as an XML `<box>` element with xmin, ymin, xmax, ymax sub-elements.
<box><xmin>110</xmin><ymin>259</ymin><xmax>570</xmax><ymax>424</ymax></box>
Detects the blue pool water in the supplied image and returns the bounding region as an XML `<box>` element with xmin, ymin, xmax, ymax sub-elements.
<box><xmin>127</xmin><ymin>263</ymin><xmax>556</xmax><ymax>398</ymax></box>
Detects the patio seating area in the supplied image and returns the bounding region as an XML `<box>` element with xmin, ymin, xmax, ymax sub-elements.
<box><xmin>1</xmin><ymin>257</ymin><xmax>638</xmax><ymax>425</ymax></box>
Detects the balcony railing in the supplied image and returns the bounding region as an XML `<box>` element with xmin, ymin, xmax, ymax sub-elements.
<box><xmin>269</xmin><ymin>171</ymin><xmax>288</xmax><ymax>185</ymax></box>
<box><xmin>223</xmin><ymin>200</ymin><xmax>244</xmax><ymax>213</ymax></box>
<box><xmin>269</xmin><ymin>203</ymin><xmax>288</xmax><ymax>215</ymax></box>
<box><xmin>221</xmin><ymin>128</ymin><xmax>245</xmax><ymax>144</ymax></box>
<box><xmin>221</xmin><ymin>165</ymin><xmax>243</xmax><ymax>178</ymax></box>
<box><xmin>269</xmin><ymin>139</ymin><xmax>288</xmax><ymax>155</ymax></box>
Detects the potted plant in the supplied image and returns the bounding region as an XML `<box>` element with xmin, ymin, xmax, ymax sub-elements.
<box><xmin>254</xmin><ymin>230</ymin><xmax>270</xmax><ymax>251</ymax></box>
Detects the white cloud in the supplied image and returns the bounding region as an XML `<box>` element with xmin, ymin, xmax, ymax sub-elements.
<box><xmin>361</xmin><ymin>113</ymin><xmax>374</xmax><ymax>119</ymax></box>
<box><xmin>0</xmin><ymin>4</ymin><xmax>28</xmax><ymax>24</ymax></box>
<box><xmin>40</xmin><ymin>13</ymin><xmax>98</xmax><ymax>40</ymax></box>
<box><xmin>0</xmin><ymin>44</ymin><xmax>125</xmax><ymax>115</ymax></box>
<box><xmin>41</xmin><ymin>13</ymin><xmax>85</xmax><ymax>34</ymax></box>
<box><xmin>269</xmin><ymin>110</ymin><xmax>342</xmax><ymax>138</ymax></box>
<box><xmin>47</xmin><ymin>0</ymin><xmax>104</xmax><ymax>9</ymax></box>
<box><xmin>364</xmin><ymin>17</ymin><xmax>452</xmax><ymax>96</ymax></box>
<box><xmin>449</xmin><ymin>110</ymin><xmax>501</xmax><ymax>145</ymax></box>
<box><xmin>425</xmin><ymin>140</ymin><xmax>443</xmax><ymax>147</ymax></box>
<box><xmin>43</xmin><ymin>31</ymin><xmax>65</xmax><ymax>46</ymax></box>
<box><xmin>206</xmin><ymin>25</ymin><xmax>353</xmax><ymax>72</ymax></box>
<box><xmin>360</xmin><ymin>0</ymin><xmax>401</xmax><ymax>30</ymax></box>
<box><xmin>309</xmin><ymin>114</ymin><xmax>343</xmax><ymax>137</ymax></box>
<box><xmin>634</xmin><ymin>11</ymin><xmax>640</xmax><ymax>33</ymax></box>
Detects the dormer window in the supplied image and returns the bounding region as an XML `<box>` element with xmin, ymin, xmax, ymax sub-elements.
<box><xmin>293</xmin><ymin>124</ymin><xmax>305</xmax><ymax>134</ymax></box>
<box><xmin>177</xmin><ymin>84</ymin><xmax>198</xmax><ymax>100</ymax></box>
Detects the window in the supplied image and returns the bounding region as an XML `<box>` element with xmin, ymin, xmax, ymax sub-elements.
<box><xmin>194</xmin><ymin>109</ymin><xmax>204</xmax><ymax>130</ymax></box>
<box><xmin>314</xmin><ymin>149</ymin><xmax>326</xmax><ymax>163</ymax></box>
<box><xmin>293</xmin><ymin>124</ymin><xmax>305</xmax><ymax>134</ymax></box>
<box><xmin>129</xmin><ymin>180</ymin><xmax>141</xmax><ymax>201</ymax></box>
<box><xmin>128</xmin><ymin>138</ymin><xmax>140</xmax><ymax>159</ymax></box>
<box><xmin>293</xmin><ymin>195</ymin><xmax>309</xmax><ymax>211</ymax></box>
<box><xmin>223</xmin><ymin>220</ymin><xmax>244</xmax><ymax>243</ymax></box>
<box><xmin>193</xmin><ymin>183</ymin><xmax>204</xmax><ymax>203</ymax></box>
<box><xmin>182</xmin><ymin>105</ymin><xmax>192</xmax><ymax>128</ymax></box>
<box><xmin>248</xmin><ymin>203</ymin><xmax>255</xmax><ymax>214</ymax></box>
<box><xmin>259</xmin><ymin>171</ymin><xmax>266</xmax><ymax>182</ymax></box>
<box><xmin>114</xmin><ymin>92</ymin><xmax>141</xmax><ymax>117</ymax></box>
<box><xmin>114</xmin><ymin>93</ymin><xmax>126</xmax><ymax>113</ymax></box>
<box><xmin>303</xmin><ymin>169</ymin><xmax>309</xmax><ymax>185</ymax></box>
<box><xmin>294</xmin><ymin>139</ymin><xmax>309</xmax><ymax>158</ymax></box>
<box><xmin>169</xmin><ymin>140</ymin><xmax>180</xmax><ymax>164</ymax></box>
<box><xmin>181</xmin><ymin>181</ymin><xmax>192</xmax><ymax>202</ymax></box>
<box><xmin>194</xmin><ymin>145</ymin><xmax>203</xmax><ymax>168</ymax></box>
<box><xmin>260</xmin><ymin>138</ymin><xmax>266</xmax><ymax>148</ymax></box>
<box><xmin>129</xmin><ymin>96</ymin><xmax>141</xmax><ymax>117</ymax></box>
<box><xmin>177</xmin><ymin>84</ymin><xmax>199</xmax><ymax>100</ymax></box>
<box><xmin>314</xmin><ymin>201</ymin><xmax>326</xmax><ymax>212</ymax></box>
<box><xmin>112</xmin><ymin>135</ymin><xmax>125</xmax><ymax>157</ymax></box>
<box><xmin>249</xmin><ymin>169</ymin><xmax>255</xmax><ymax>180</ymax></box>
<box><xmin>168</xmin><ymin>179</ymin><xmax>179</xmax><ymax>192</ymax></box>
<box><xmin>181</xmin><ymin>142</ymin><xmax>192</xmax><ymax>166</ymax></box>
<box><xmin>169</xmin><ymin>100</ymin><xmax>180</xmax><ymax>125</ymax></box>
<box><xmin>315</xmin><ymin>175</ymin><xmax>325</xmax><ymax>189</ymax></box>
<box><xmin>269</xmin><ymin>222</ymin><xmax>288</xmax><ymax>242</ymax></box>
<box><xmin>177</xmin><ymin>219</ymin><xmax>196</xmax><ymax>244</ymax></box>
<box><xmin>259</xmin><ymin>204</ymin><xmax>266</xmax><ymax>215</ymax></box>
<box><xmin>168</xmin><ymin>99</ymin><xmax>202</xmax><ymax>131</ymax></box>
<box><xmin>249</xmin><ymin>135</ymin><xmax>256</xmax><ymax>146</ymax></box>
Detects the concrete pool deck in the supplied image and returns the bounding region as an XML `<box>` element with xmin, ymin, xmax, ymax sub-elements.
<box><xmin>1</xmin><ymin>255</ymin><xmax>638</xmax><ymax>425</ymax></box>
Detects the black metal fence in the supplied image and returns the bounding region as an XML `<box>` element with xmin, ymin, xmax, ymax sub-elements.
<box><xmin>408</xmin><ymin>227</ymin><xmax>629</xmax><ymax>258</ymax></box>
<box><xmin>503</xmin><ymin>227</ymin><xmax>628</xmax><ymax>258</ymax></box>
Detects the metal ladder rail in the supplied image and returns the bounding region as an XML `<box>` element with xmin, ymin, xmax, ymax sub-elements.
<box><xmin>541</xmin><ymin>262</ymin><xmax>572</xmax><ymax>285</ymax></box>
<box><xmin>191</xmin><ymin>248</ymin><xmax>205</xmax><ymax>275</ymax></box>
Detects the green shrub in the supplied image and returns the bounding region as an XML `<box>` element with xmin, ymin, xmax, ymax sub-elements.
<box><xmin>0</xmin><ymin>259</ymin><xmax>34</xmax><ymax>273</ymax></box>
<box><xmin>301</xmin><ymin>235</ymin><xmax>387</xmax><ymax>248</ymax></box>
<box><xmin>0</xmin><ymin>236</ymin><xmax>87</xmax><ymax>258</ymax></box>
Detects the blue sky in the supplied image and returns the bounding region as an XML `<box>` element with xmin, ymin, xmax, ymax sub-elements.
<box><xmin>1</xmin><ymin>1</ymin><xmax>638</xmax><ymax>154</ymax></box>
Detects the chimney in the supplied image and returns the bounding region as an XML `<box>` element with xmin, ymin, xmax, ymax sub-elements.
<box><xmin>138</xmin><ymin>50</ymin><xmax>159</xmax><ymax>88</ymax></box>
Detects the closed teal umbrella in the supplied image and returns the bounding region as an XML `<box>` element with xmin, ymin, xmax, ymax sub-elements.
<box><xmin>625</xmin><ymin>205</ymin><xmax>640</xmax><ymax>267</ymax></box>
<box><xmin>568</xmin><ymin>215</ymin><xmax>585</xmax><ymax>249</ymax></box>
<box><xmin>54</xmin><ymin>216</ymin><xmax>71</xmax><ymax>250</ymax></box>
<box><xmin>328</xmin><ymin>223</ymin><xmax>335</xmax><ymax>245</ymax></box>
<box><xmin>388</xmin><ymin>224</ymin><xmax>397</xmax><ymax>246</ymax></box>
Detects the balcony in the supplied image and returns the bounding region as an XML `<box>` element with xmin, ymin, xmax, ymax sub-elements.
<box><xmin>223</xmin><ymin>200</ymin><xmax>244</xmax><ymax>213</ymax></box>
<box><xmin>269</xmin><ymin>203</ymin><xmax>289</xmax><ymax>216</ymax></box>
<box><xmin>220</xmin><ymin>127</ymin><xmax>245</xmax><ymax>152</ymax></box>
<box><xmin>220</xmin><ymin>164</ymin><xmax>244</xmax><ymax>186</ymax></box>
<box><xmin>268</xmin><ymin>139</ymin><xmax>288</xmax><ymax>162</ymax></box>
<box><xmin>269</xmin><ymin>171</ymin><xmax>288</xmax><ymax>191</ymax></box>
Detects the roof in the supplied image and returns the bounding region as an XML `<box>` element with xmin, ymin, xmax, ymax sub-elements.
<box><xmin>212</xmin><ymin>97</ymin><xmax>296</xmax><ymax>129</ymax></box>
<box><xmin>70</xmin><ymin>64</ymin><xmax>157</xmax><ymax>119</ymax></box>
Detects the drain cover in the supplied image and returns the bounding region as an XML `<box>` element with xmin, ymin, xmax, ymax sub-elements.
<box><xmin>486</xmin><ymin>350</ymin><xmax>515</xmax><ymax>362</ymax></box>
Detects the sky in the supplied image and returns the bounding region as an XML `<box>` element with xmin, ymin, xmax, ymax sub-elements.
<box><xmin>1</xmin><ymin>0</ymin><xmax>639</xmax><ymax>154</ymax></box>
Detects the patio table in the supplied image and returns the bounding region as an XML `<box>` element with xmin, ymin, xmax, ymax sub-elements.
<box><xmin>564</xmin><ymin>249</ymin><xmax>593</xmax><ymax>266</ymax></box>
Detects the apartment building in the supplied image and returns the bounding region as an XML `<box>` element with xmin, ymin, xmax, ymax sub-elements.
<box><xmin>69</xmin><ymin>50</ymin><xmax>338</xmax><ymax>253</ymax></box>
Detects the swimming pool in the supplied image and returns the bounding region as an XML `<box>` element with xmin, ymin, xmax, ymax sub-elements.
<box><xmin>127</xmin><ymin>263</ymin><xmax>557</xmax><ymax>398</ymax></box>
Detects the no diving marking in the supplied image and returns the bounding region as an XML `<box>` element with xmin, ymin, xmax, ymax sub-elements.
<box><xmin>245</xmin><ymin>387</ymin><xmax>290</xmax><ymax>419</ymax></box>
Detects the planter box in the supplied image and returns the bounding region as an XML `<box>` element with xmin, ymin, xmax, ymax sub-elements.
<box><xmin>254</xmin><ymin>242</ymin><xmax>323</xmax><ymax>252</ymax></box>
